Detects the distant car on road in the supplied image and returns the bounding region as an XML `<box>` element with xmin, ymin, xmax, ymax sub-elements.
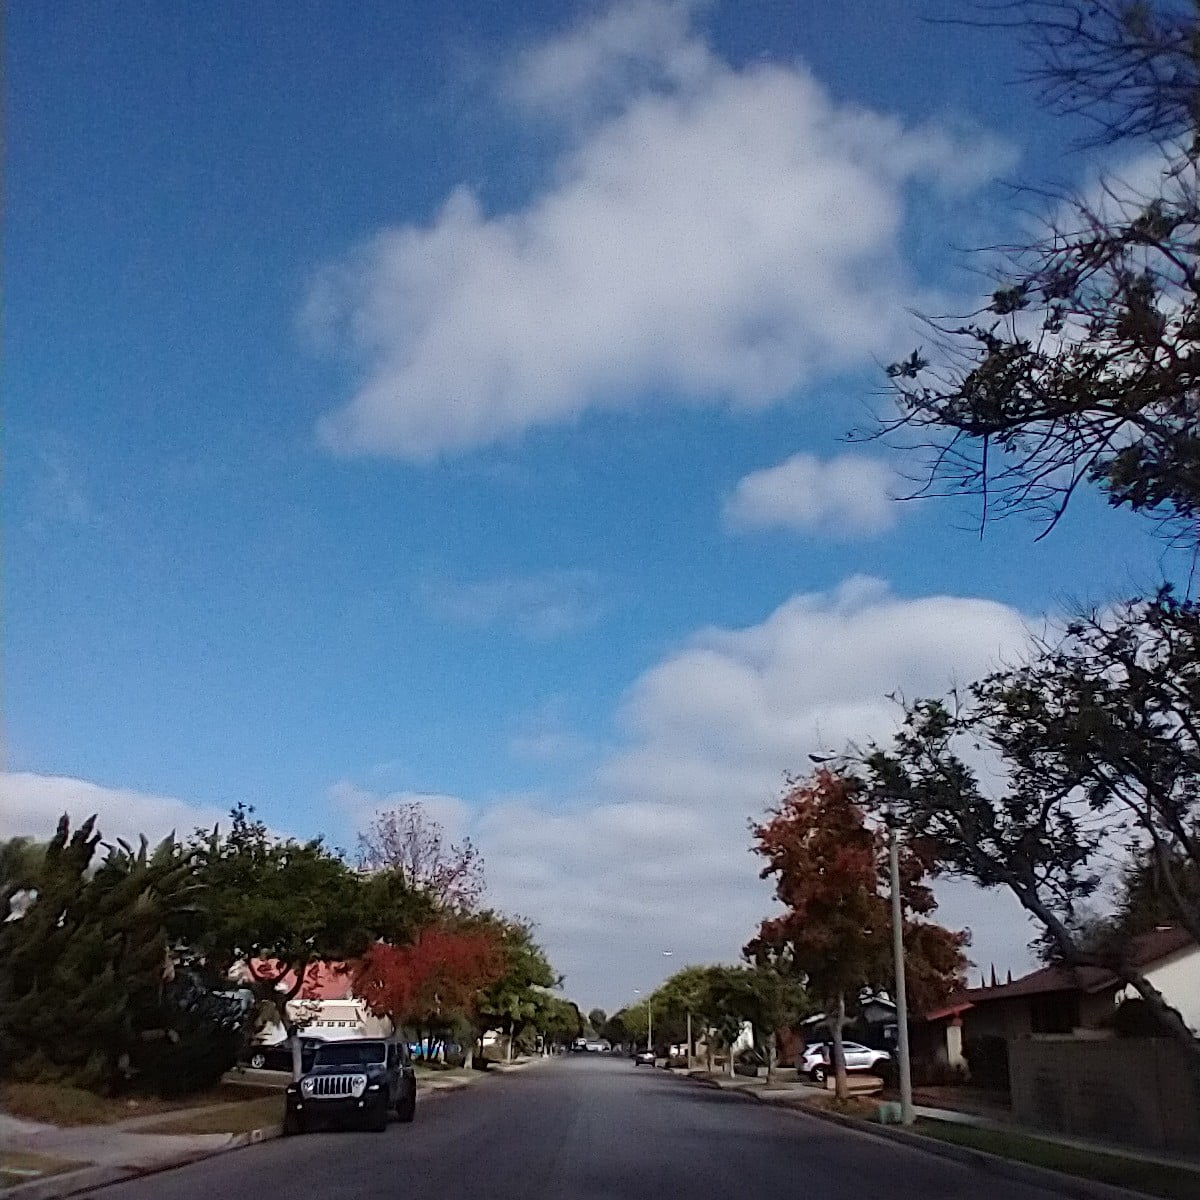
<box><xmin>633</xmin><ymin>1049</ymin><xmax>655</xmax><ymax>1067</ymax></box>
<box><xmin>800</xmin><ymin>1041</ymin><xmax>890</xmax><ymax>1084</ymax></box>
<box><xmin>583</xmin><ymin>1039</ymin><xmax>610</xmax><ymax>1053</ymax></box>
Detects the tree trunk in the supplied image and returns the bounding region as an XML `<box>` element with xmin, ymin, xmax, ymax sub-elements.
<box><xmin>830</xmin><ymin>993</ymin><xmax>849</xmax><ymax>1101</ymax></box>
<box><xmin>705</xmin><ymin>1027</ymin><xmax>713</xmax><ymax>1075</ymax></box>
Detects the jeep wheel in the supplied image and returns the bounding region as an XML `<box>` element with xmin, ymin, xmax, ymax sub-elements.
<box><xmin>282</xmin><ymin>1108</ymin><xmax>304</xmax><ymax>1136</ymax></box>
<box><xmin>396</xmin><ymin>1093</ymin><xmax>416</xmax><ymax>1124</ymax></box>
<box><xmin>249</xmin><ymin>1053</ymin><xmax>266</xmax><ymax>1070</ymax></box>
<box><xmin>811</xmin><ymin>1065</ymin><xmax>827</xmax><ymax>1085</ymax></box>
<box><xmin>366</xmin><ymin>1099</ymin><xmax>389</xmax><ymax>1132</ymax></box>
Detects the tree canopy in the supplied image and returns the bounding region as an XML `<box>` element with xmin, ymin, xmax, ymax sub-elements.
<box><xmin>864</xmin><ymin>596</ymin><xmax>1200</xmax><ymax>1060</ymax></box>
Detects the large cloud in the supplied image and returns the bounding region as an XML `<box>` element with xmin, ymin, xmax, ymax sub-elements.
<box><xmin>0</xmin><ymin>772</ymin><xmax>225</xmax><ymax>848</ymax></box>
<box><xmin>340</xmin><ymin>578</ymin><xmax>1042</xmax><ymax>1007</ymax></box>
<box><xmin>310</xmin><ymin>1</ymin><xmax>1010</xmax><ymax>459</ymax></box>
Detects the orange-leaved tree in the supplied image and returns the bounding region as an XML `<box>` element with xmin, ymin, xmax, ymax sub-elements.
<box><xmin>749</xmin><ymin>769</ymin><xmax>967</xmax><ymax>1099</ymax></box>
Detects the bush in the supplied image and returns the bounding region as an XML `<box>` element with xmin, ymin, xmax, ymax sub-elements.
<box><xmin>963</xmin><ymin>1036</ymin><xmax>1010</xmax><ymax>1090</ymax></box>
<box><xmin>129</xmin><ymin>973</ymin><xmax>246</xmax><ymax>1098</ymax></box>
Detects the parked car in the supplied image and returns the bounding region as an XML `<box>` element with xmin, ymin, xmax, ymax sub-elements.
<box><xmin>245</xmin><ymin>1036</ymin><xmax>323</xmax><ymax>1073</ymax></box>
<box><xmin>284</xmin><ymin>1035</ymin><xmax>416</xmax><ymax>1134</ymax></box>
<box><xmin>633</xmin><ymin>1049</ymin><xmax>655</xmax><ymax>1066</ymax></box>
<box><xmin>800</xmin><ymin>1041</ymin><xmax>890</xmax><ymax>1084</ymax></box>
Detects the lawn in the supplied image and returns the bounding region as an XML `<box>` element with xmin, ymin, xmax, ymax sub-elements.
<box><xmin>0</xmin><ymin>1150</ymin><xmax>83</xmax><ymax>1190</ymax></box>
<box><xmin>134</xmin><ymin>1096</ymin><xmax>284</xmax><ymax>1137</ymax></box>
<box><xmin>1</xmin><ymin>1082</ymin><xmax>282</xmax><ymax>1128</ymax></box>
<box><xmin>916</xmin><ymin>1120</ymin><xmax>1200</xmax><ymax>1200</ymax></box>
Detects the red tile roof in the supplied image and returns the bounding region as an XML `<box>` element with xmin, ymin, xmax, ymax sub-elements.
<box><xmin>247</xmin><ymin>959</ymin><xmax>354</xmax><ymax>1000</ymax></box>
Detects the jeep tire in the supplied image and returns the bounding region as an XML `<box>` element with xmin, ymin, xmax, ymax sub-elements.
<box><xmin>396</xmin><ymin>1093</ymin><xmax>416</xmax><ymax>1124</ymax></box>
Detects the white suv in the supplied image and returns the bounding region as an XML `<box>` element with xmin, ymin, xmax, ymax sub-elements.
<box><xmin>800</xmin><ymin>1041</ymin><xmax>890</xmax><ymax>1084</ymax></box>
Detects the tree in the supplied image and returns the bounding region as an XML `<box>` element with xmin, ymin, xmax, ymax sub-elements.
<box><xmin>876</xmin><ymin>3</ymin><xmax>1200</xmax><ymax>547</ymax></box>
<box><xmin>0</xmin><ymin>836</ymin><xmax>45</xmax><ymax>920</ymax></box>
<box><xmin>188</xmin><ymin>804</ymin><xmax>426</xmax><ymax>1077</ymax></box>
<box><xmin>533</xmin><ymin>995</ymin><xmax>585</xmax><ymax>1052</ymax></box>
<box><xmin>356</xmin><ymin>803</ymin><xmax>485</xmax><ymax>912</ymax></box>
<box><xmin>470</xmin><ymin>915</ymin><xmax>558</xmax><ymax>1062</ymax></box>
<box><xmin>587</xmin><ymin>1008</ymin><xmax>607</xmax><ymax>1036</ymax></box>
<box><xmin>711</xmin><ymin>963</ymin><xmax>808</xmax><ymax>1084</ymax></box>
<box><xmin>354</xmin><ymin>921</ymin><xmax>505</xmax><ymax>1061</ymax></box>
<box><xmin>865</xmin><ymin>597</ymin><xmax>1200</xmax><ymax>1061</ymax></box>
<box><xmin>0</xmin><ymin>815</ymin><xmax>242</xmax><ymax>1095</ymax></box>
<box><xmin>750</xmin><ymin>770</ymin><xmax>968</xmax><ymax>1099</ymax></box>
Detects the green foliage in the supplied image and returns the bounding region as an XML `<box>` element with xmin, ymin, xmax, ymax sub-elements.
<box><xmin>186</xmin><ymin>804</ymin><xmax>427</xmax><ymax>1026</ymax></box>
<box><xmin>469</xmin><ymin>914</ymin><xmax>558</xmax><ymax>1053</ymax></box>
<box><xmin>866</xmin><ymin>592</ymin><xmax>1200</xmax><ymax>1057</ymax></box>
<box><xmin>877</xmin><ymin>6</ymin><xmax>1200</xmax><ymax>546</ymax></box>
<box><xmin>0</xmin><ymin>815</ymin><xmax>233</xmax><ymax>1095</ymax></box>
<box><xmin>586</xmin><ymin>1007</ymin><xmax>607</xmax><ymax>1036</ymax></box>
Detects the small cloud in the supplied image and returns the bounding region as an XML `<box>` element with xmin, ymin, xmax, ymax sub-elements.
<box><xmin>724</xmin><ymin>452</ymin><xmax>900</xmax><ymax>537</ymax></box>
<box><xmin>418</xmin><ymin>569</ymin><xmax>607</xmax><ymax>640</ymax></box>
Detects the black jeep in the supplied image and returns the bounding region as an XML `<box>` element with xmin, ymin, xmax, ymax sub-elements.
<box><xmin>284</xmin><ymin>1036</ymin><xmax>416</xmax><ymax>1133</ymax></box>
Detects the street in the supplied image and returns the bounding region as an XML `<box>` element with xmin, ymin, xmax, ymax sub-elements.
<box><xmin>83</xmin><ymin>1057</ymin><xmax>1065</xmax><ymax>1200</ymax></box>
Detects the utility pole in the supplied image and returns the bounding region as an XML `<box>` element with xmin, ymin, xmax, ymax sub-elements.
<box><xmin>888</xmin><ymin>814</ymin><xmax>914</xmax><ymax>1126</ymax></box>
<box><xmin>647</xmin><ymin>995</ymin><xmax>653</xmax><ymax>1057</ymax></box>
<box><xmin>686</xmin><ymin>1010</ymin><xmax>693</xmax><ymax>1069</ymax></box>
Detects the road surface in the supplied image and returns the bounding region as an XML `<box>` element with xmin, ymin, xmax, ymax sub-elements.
<box><xmin>85</xmin><ymin>1056</ymin><xmax>1065</xmax><ymax>1200</ymax></box>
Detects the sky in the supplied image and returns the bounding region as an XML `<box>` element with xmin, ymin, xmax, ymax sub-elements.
<box><xmin>4</xmin><ymin>0</ymin><xmax>1185</xmax><ymax>1010</ymax></box>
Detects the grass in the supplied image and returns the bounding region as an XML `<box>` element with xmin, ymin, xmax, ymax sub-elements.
<box><xmin>0</xmin><ymin>1150</ymin><xmax>84</xmax><ymax>1189</ymax></box>
<box><xmin>133</xmin><ymin>1096</ymin><xmax>284</xmax><ymax>1137</ymax></box>
<box><xmin>915</xmin><ymin>1120</ymin><xmax>1200</xmax><ymax>1200</ymax></box>
<box><xmin>1</xmin><ymin>1082</ymin><xmax>282</xmax><ymax>1128</ymax></box>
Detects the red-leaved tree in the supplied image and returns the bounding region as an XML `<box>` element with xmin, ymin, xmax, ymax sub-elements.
<box><xmin>749</xmin><ymin>769</ymin><xmax>968</xmax><ymax>1098</ymax></box>
<box><xmin>354</xmin><ymin>923</ymin><xmax>504</xmax><ymax>1063</ymax></box>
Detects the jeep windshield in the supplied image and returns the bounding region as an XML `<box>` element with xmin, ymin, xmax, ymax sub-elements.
<box><xmin>312</xmin><ymin>1041</ymin><xmax>387</xmax><ymax>1067</ymax></box>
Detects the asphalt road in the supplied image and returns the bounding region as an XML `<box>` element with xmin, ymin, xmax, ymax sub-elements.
<box><xmin>86</xmin><ymin>1056</ymin><xmax>1066</xmax><ymax>1200</ymax></box>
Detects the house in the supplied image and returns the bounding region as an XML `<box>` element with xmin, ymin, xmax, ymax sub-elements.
<box><xmin>801</xmin><ymin>995</ymin><xmax>898</xmax><ymax>1050</ymax></box>
<box><xmin>911</xmin><ymin>925</ymin><xmax>1199</xmax><ymax>1079</ymax></box>
<box><xmin>233</xmin><ymin>959</ymin><xmax>392</xmax><ymax>1043</ymax></box>
<box><xmin>962</xmin><ymin>925</ymin><xmax>1198</xmax><ymax>1043</ymax></box>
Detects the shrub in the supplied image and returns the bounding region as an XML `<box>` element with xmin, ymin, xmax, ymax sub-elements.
<box><xmin>963</xmin><ymin>1036</ymin><xmax>1010</xmax><ymax>1090</ymax></box>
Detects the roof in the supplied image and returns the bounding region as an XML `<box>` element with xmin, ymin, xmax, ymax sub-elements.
<box><xmin>963</xmin><ymin>927</ymin><xmax>1195</xmax><ymax>1006</ymax></box>
<box><xmin>245</xmin><ymin>959</ymin><xmax>355</xmax><ymax>1001</ymax></box>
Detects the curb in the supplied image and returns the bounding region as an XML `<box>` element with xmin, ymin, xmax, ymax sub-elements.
<box><xmin>1</xmin><ymin>1125</ymin><xmax>283</xmax><ymax>1200</ymax></box>
<box><xmin>682</xmin><ymin>1074</ymin><xmax>1153</xmax><ymax>1200</ymax></box>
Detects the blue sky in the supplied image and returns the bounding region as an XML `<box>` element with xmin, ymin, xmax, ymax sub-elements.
<box><xmin>4</xmin><ymin>0</ymin><xmax>1179</xmax><ymax>1006</ymax></box>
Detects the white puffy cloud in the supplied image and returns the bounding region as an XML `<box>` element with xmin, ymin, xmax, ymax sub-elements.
<box><xmin>311</xmin><ymin>1</ymin><xmax>1010</xmax><ymax>460</ymax></box>
<box><xmin>418</xmin><ymin>569</ymin><xmax>607</xmax><ymax>639</ymax></box>
<box><xmin>0</xmin><ymin>772</ymin><xmax>225</xmax><ymax>847</ymax></box>
<box><xmin>724</xmin><ymin>452</ymin><xmax>900</xmax><ymax>536</ymax></box>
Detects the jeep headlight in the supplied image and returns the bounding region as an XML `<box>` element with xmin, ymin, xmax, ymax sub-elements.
<box><xmin>300</xmin><ymin>1077</ymin><xmax>315</xmax><ymax>1095</ymax></box>
<box><xmin>351</xmin><ymin>1074</ymin><xmax>367</xmax><ymax>1097</ymax></box>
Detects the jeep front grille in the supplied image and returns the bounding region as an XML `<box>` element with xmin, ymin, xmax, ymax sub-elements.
<box><xmin>309</xmin><ymin>1073</ymin><xmax>361</xmax><ymax>1098</ymax></box>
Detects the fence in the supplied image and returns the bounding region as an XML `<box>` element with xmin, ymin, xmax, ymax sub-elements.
<box><xmin>1008</xmin><ymin>1037</ymin><xmax>1200</xmax><ymax>1155</ymax></box>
